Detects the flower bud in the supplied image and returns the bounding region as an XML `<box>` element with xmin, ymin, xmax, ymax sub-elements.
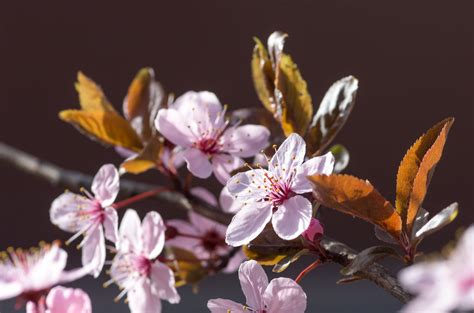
<box><xmin>302</xmin><ymin>218</ymin><xmax>324</xmax><ymax>243</ymax></box>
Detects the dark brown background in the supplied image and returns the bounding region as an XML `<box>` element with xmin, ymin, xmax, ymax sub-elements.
<box><xmin>0</xmin><ymin>1</ymin><xmax>472</xmax><ymax>312</ymax></box>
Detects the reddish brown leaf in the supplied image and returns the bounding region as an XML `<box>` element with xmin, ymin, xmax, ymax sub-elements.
<box><xmin>309</xmin><ymin>174</ymin><xmax>402</xmax><ymax>240</ymax></box>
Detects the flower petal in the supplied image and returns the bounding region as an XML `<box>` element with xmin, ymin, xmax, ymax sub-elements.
<box><xmin>150</xmin><ymin>262</ymin><xmax>180</xmax><ymax>304</ymax></box>
<box><xmin>212</xmin><ymin>154</ymin><xmax>244</xmax><ymax>184</ymax></box>
<box><xmin>103</xmin><ymin>207</ymin><xmax>119</xmax><ymax>245</ymax></box>
<box><xmin>190</xmin><ymin>187</ymin><xmax>218</xmax><ymax>207</ymax></box>
<box><xmin>142</xmin><ymin>211</ymin><xmax>166</xmax><ymax>259</ymax></box>
<box><xmin>165</xmin><ymin>219</ymin><xmax>201</xmax><ymax>252</ymax></box>
<box><xmin>239</xmin><ymin>260</ymin><xmax>268</xmax><ymax>310</ymax></box>
<box><xmin>182</xmin><ymin>148</ymin><xmax>213</xmax><ymax>179</ymax></box>
<box><xmin>172</xmin><ymin>91</ymin><xmax>222</xmax><ymax>128</ymax></box>
<box><xmin>119</xmin><ymin>209</ymin><xmax>143</xmax><ymax>254</ymax></box>
<box><xmin>155</xmin><ymin>108</ymin><xmax>194</xmax><ymax>147</ymax></box>
<box><xmin>207</xmin><ymin>298</ymin><xmax>246</xmax><ymax>313</ymax></box>
<box><xmin>219</xmin><ymin>186</ymin><xmax>243</xmax><ymax>214</ymax></box>
<box><xmin>28</xmin><ymin>243</ymin><xmax>68</xmax><ymax>291</ymax></box>
<box><xmin>0</xmin><ymin>281</ymin><xmax>23</xmax><ymax>301</ymax></box>
<box><xmin>127</xmin><ymin>280</ymin><xmax>162</xmax><ymax>313</ymax></box>
<box><xmin>225</xmin><ymin>202</ymin><xmax>272</xmax><ymax>247</ymax></box>
<box><xmin>272</xmin><ymin>195</ymin><xmax>312</xmax><ymax>240</ymax></box>
<box><xmin>262</xmin><ymin>277</ymin><xmax>307</xmax><ymax>313</ymax></box>
<box><xmin>269</xmin><ymin>133</ymin><xmax>306</xmax><ymax>181</ymax></box>
<box><xmin>81</xmin><ymin>225</ymin><xmax>105</xmax><ymax>278</ymax></box>
<box><xmin>292</xmin><ymin>152</ymin><xmax>335</xmax><ymax>193</ymax></box>
<box><xmin>221</xmin><ymin>125</ymin><xmax>270</xmax><ymax>158</ymax></box>
<box><xmin>50</xmin><ymin>193</ymin><xmax>95</xmax><ymax>233</ymax></box>
<box><xmin>189</xmin><ymin>212</ymin><xmax>226</xmax><ymax>236</ymax></box>
<box><xmin>222</xmin><ymin>249</ymin><xmax>247</xmax><ymax>274</ymax></box>
<box><xmin>45</xmin><ymin>286</ymin><xmax>92</xmax><ymax>313</ymax></box>
<box><xmin>226</xmin><ymin>169</ymin><xmax>269</xmax><ymax>202</ymax></box>
<box><xmin>91</xmin><ymin>164</ymin><xmax>119</xmax><ymax>207</ymax></box>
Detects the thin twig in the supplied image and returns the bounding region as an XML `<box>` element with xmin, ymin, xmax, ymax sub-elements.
<box><xmin>0</xmin><ymin>141</ymin><xmax>411</xmax><ymax>303</ymax></box>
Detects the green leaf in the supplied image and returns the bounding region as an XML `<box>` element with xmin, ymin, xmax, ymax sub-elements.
<box><xmin>341</xmin><ymin>246</ymin><xmax>400</xmax><ymax>276</ymax></box>
<box><xmin>306</xmin><ymin>76</ymin><xmax>358</xmax><ymax>155</ymax></box>
<box><xmin>414</xmin><ymin>202</ymin><xmax>458</xmax><ymax>241</ymax></box>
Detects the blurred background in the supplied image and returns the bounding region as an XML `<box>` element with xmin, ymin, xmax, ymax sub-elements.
<box><xmin>0</xmin><ymin>1</ymin><xmax>472</xmax><ymax>312</ymax></box>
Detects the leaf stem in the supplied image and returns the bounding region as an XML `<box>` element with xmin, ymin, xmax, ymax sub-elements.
<box><xmin>112</xmin><ymin>187</ymin><xmax>171</xmax><ymax>209</ymax></box>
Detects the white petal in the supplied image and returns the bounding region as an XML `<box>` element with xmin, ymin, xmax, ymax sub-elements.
<box><xmin>28</xmin><ymin>243</ymin><xmax>68</xmax><ymax>291</ymax></box>
<box><xmin>81</xmin><ymin>225</ymin><xmax>105</xmax><ymax>278</ymax></box>
<box><xmin>142</xmin><ymin>211</ymin><xmax>166</xmax><ymax>259</ymax></box>
<box><xmin>91</xmin><ymin>164</ymin><xmax>119</xmax><ymax>207</ymax></box>
<box><xmin>221</xmin><ymin>125</ymin><xmax>270</xmax><ymax>158</ymax></box>
<box><xmin>269</xmin><ymin>133</ymin><xmax>306</xmax><ymax>181</ymax></box>
<box><xmin>263</xmin><ymin>277</ymin><xmax>307</xmax><ymax>313</ymax></box>
<box><xmin>150</xmin><ymin>262</ymin><xmax>180</xmax><ymax>304</ymax></box>
<box><xmin>272</xmin><ymin>195</ymin><xmax>312</xmax><ymax>240</ymax></box>
<box><xmin>190</xmin><ymin>187</ymin><xmax>218</xmax><ymax>207</ymax></box>
<box><xmin>238</xmin><ymin>260</ymin><xmax>268</xmax><ymax>310</ymax></box>
<box><xmin>182</xmin><ymin>148</ymin><xmax>213</xmax><ymax>179</ymax></box>
<box><xmin>155</xmin><ymin>108</ymin><xmax>194</xmax><ymax>147</ymax></box>
<box><xmin>119</xmin><ymin>209</ymin><xmax>143</xmax><ymax>254</ymax></box>
<box><xmin>292</xmin><ymin>152</ymin><xmax>335</xmax><ymax>193</ymax></box>
<box><xmin>103</xmin><ymin>207</ymin><xmax>119</xmax><ymax>245</ymax></box>
<box><xmin>127</xmin><ymin>281</ymin><xmax>162</xmax><ymax>313</ymax></box>
<box><xmin>225</xmin><ymin>202</ymin><xmax>272</xmax><ymax>247</ymax></box>
<box><xmin>207</xmin><ymin>298</ymin><xmax>246</xmax><ymax>313</ymax></box>
<box><xmin>212</xmin><ymin>154</ymin><xmax>244</xmax><ymax>185</ymax></box>
<box><xmin>226</xmin><ymin>169</ymin><xmax>269</xmax><ymax>202</ymax></box>
<box><xmin>0</xmin><ymin>282</ymin><xmax>22</xmax><ymax>301</ymax></box>
<box><xmin>50</xmin><ymin>193</ymin><xmax>95</xmax><ymax>233</ymax></box>
<box><xmin>219</xmin><ymin>186</ymin><xmax>243</xmax><ymax>214</ymax></box>
<box><xmin>45</xmin><ymin>286</ymin><xmax>92</xmax><ymax>313</ymax></box>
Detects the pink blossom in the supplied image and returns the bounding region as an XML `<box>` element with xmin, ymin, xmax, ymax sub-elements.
<box><xmin>155</xmin><ymin>91</ymin><xmax>270</xmax><ymax>184</ymax></box>
<box><xmin>50</xmin><ymin>164</ymin><xmax>119</xmax><ymax>277</ymax></box>
<box><xmin>108</xmin><ymin>209</ymin><xmax>180</xmax><ymax>313</ymax></box>
<box><xmin>42</xmin><ymin>286</ymin><xmax>91</xmax><ymax>313</ymax></box>
<box><xmin>207</xmin><ymin>260</ymin><xmax>307</xmax><ymax>313</ymax></box>
<box><xmin>167</xmin><ymin>187</ymin><xmax>245</xmax><ymax>273</ymax></box>
<box><xmin>399</xmin><ymin>225</ymin><xmax>474</xmax><ymax>313</ymax></box>
<box><xmin>225</xmin><ymin>134</ymin><xmax>334</xmax><ymax>246</ymax></box>
<box><xmin>302</xmin><ymin>218</ymin><xmax>324</xmax><ymax>243</ymax></box>
<box><xmin>219</xmin><ymin>187</ymin><xmax>243</xmax><ymax>214</ymax></box>
<box><xmin>0</xmin><ymin>242</ymin><xmax>91</xmax><ymax>311</ymax></box>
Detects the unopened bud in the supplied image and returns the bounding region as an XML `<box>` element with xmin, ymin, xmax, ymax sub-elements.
<box><xmin>302</xmin><ymin>218</ymin><xmax>324</xmax><ymax>243</ymax></box>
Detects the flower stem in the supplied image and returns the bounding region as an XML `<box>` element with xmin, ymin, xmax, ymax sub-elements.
<box><xmin>112</xmin><ymin>187</ymin><xmax>171</xmax><ymax>209</ymax></box>
<box><xmin>295</xmin><ymin>259</ymin><xmax>322</xmax><ymax>283</ymax></box>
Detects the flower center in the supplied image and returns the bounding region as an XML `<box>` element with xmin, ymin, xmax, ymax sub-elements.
<box><xmin>133</xmin><ymin>255</ymin><xmax>152</xmax><ymax>276</ymax></box>
<box><xmin>460</xmin><ymin>275</ymin><xmax>474</xmax><ymax>293</ymax></box>
<box><xmin>201</xmin><ymin>230</ymin><xmax>224</xmax><ymax>252</ymax></box>
<box><xmin>196</xmin><ymin>137</ymin><xmax>221</xmax><ymax>155</ymax></box>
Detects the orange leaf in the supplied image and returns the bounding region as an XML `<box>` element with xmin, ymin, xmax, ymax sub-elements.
<box><xmin>59</xmin><ymin>110</ymin><xmax>143</xmax><ymax>151</ymax></box>
<box><xmin>396</xmin><ymin>118</ymin><xmax>454</xmax><ymax>233</ymax></box>
<box><xmin>309</xmin><ymin>174</ymin><xmax>402</xmax><ymax>240</ymax></box>
<box><xmin>120</xmin><ymin>137</ymin><xmax>164</xmax><ymax>174</ymax></box>
<box><xmin>251</xmin><ymin>37</ymin><xmax>277</xmax><ymax>114</ymax></box>
<box><xmin>75</xmin><ymin>72</ymin><xmax>116</xmax><ymax>112</ymax></box>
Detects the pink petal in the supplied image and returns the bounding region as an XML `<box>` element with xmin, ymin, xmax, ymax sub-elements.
<box><xmin>398</xmin><ymin>262</ymin><xmax>446</xmax><ymax>294</ymax></box>
<box><xmin>219</xmin><ymin>187</ymin><xmax>243</xmax><ymax>214</ymax></box>
<box><xmin>91</xmin><ymin>164</ymin><xmax>119</xmax><ymax>207</ymax></box>
<box><xmin>81</xmin><ymin>225</ymin><xmax>105</xmax><ymax>278</ymax></box>
<box><xmin>165</xmin><ymin>219</ymin><xmax>201</xmax><ymax>252</ymax></box>
<box><xmin>212</xmin><ymin>154</ymin><xmax>244</xmax><ymax>184</ymax></box>
<box><xmin>115</xmin><ymin>146</ymin><xmax>137</xmax><ymax>159</ymax></box>
<box><xmin>226</xmin><ymin>169</ymin><xmax>269</xmax><ymax>202</ymax></box>
<box><xmin>0</xmin><ymin>282</ymin><xmax>23</xmax><ymax>301</ymax></box>
<box><xmin>225</xmin><ymin>202</ymin><xmax>272</xmax><ymax>247</ymax></box>
<box><xmin>221</xmin><ymin>125</ymin><xmax>270</xmax><ymax>157</ymax></box>
<box><xmin>45</xmin><ymin>286</ymin><xmax>92</xmax><ymax>313</ymax></box>
<box><xmin>239</xmin><ymin>260</ymin><xmax>268</xmax><ymax>309</ymax></box>
<box><xmin>50</xmin><ymin>193</ymin><xmax>95</xmax><ymax>233</ymax></box>
<box><xmin>189</xmin><ymin>212</ymin><xmax>226</xmax><ymax>235</ymax></box>
<box><xmin>127</xmin><ymin>280</ymin><xmax>162</xmax><ymax>313</ymax></box>
<box><xmin>150</xmin><ymin>262</ymin><xmax>180</xmax><ymax>304</ymax></box>
<box><xmin>155</xmin><ymin>108</ymin><xmax>194</xmax><ymax>147</ymax></box>
<box><xmin>191</xmin><ymin>187</ymin><xmax>218</xmax><ymax>207</ymax></box>
<box><xmin>103</xmin><ymin>207</ymin><xmax>119</xmax><ymax>245</ymax></box>
<box><xmin>172</xmin><ymin>91</ymin><xmax>222</xmax><ymax>126</ymax></box>
<box><xmin>207</xmin><ymin>298</ymin><xmax>246</xmax><ymax>313</ymax></box>
<box><xmin>272</xmin><ymin>195</ymin><xmax>312</xmax><ymax>240</ymax></box>
<box><xmin>222</xmin><ymin>249</ymin><xmax>247</xmax><ymax>274</ymax></box>
<box><xmin>302</xmin><ymin>218</ymin><xmax>324</xmax><ymax>243</ymax></box>
<box><xmin>292</xmin><ymin>152</ymin><xmax>335</xmax><ymax>193</ymax></box>
<box><xmin>269</xmin><ymin>133</ymin><xmax>306</xmax><ymax>181</ymax></box>
<box><xmin>262</xmin><ymin>277</ymin><xmax>307</xmax><ymax>313</ymax></box>
<box><xmin>182</xmin><ymin>148</ymin><xmax>213</xmax><ymax>179</ymax></box>
<box><xmin>26</xmin><ymin>301</ymin><xmax>46</xmax><ymax>313</ymax></box>
<box><xmin>119</xmin><ymin>209</ymin><xmax>142</xmax><ymax>254</ymax></box>
<box><xmin>141</xmin><ymin>211</ymin><xmax>165</xmax><ymax>259</ymax></box>
<box><xmin>28</xmin><ymin>244</ymin><xmax>68</xmax><ymax>291</ymax></box>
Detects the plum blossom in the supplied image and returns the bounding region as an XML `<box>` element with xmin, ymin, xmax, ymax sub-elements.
<box><xmin>207</xmin><ymin>260</ymin><xmax>307</xmax><ymax>313</ymax></box>
<box><xmin>167</xmin><ymin>187</ymin><xmax>245</xmax><ymax>273</ymax></box>
<box><xmin>399</xmin><ymin>225</ymin><xmax>474</xmax><ymax>313</ymax></box>
<box><xmin>155</xmin><ymin>91</ymin><xmax>270</xmax><ymax>184</ymax></box>
<box><xmin>50</xmin><ymin>164</ymin><xmax>119</xmax><ymax>277</ymax></box>
<box><xmin>225</xmin><ymin>133</ymin><xmax>334</xmax><ymax>246</ymax></box>
<box><xmin>302</xmin><ymin>218</ymin><xmax>324</xmax><ymax>243</ymax></box>
<box><xmin>29</xmin><ymin>286</ymin><xmax>92</xmax><ymax>313</ymax></box>
<box><xmin>108</xmin><ymin>209</ymin><xmax>180</xmax><ymax>313</ymax></box>
<box><xmin>0</xmin><ymin>242</ymin><xmax>91</xmax><ymax>311</ymax></box>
